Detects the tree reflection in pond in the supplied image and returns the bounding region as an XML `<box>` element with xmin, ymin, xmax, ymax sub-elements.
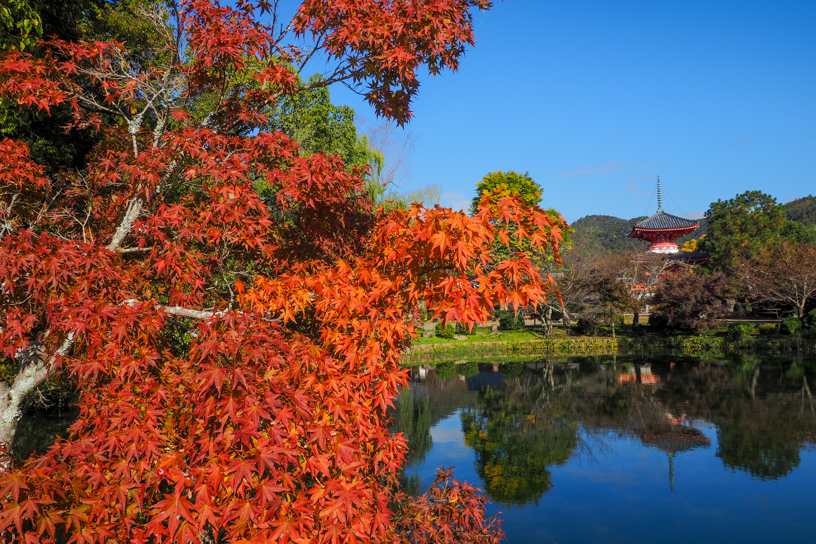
<box><xmin>460</xmin><ymin>374</ymin><xmax>577</xmax><ymax>506</ymax></box>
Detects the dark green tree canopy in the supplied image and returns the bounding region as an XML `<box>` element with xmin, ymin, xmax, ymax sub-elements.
<box><xmin>699</xmin><ymin>190</ymin><xmax>786</xmax><ymax>272</ymax></box>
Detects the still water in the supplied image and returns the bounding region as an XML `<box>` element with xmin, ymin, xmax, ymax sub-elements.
<box><xmin>392</xmin><ymin>357</ymin><xmax>816</xmax><ymax>544</ymax></box>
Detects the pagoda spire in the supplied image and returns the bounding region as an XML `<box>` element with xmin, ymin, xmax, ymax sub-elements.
<box><xmin>656</xmin><ymin>176</ymin><xmax>663</xmax><ymax>212</ymax></box>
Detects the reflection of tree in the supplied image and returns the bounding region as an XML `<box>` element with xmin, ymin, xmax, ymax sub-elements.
<box><xmin>393</xmin><ymin>387</ymin><xmax>434</xmax><ymax>465</ymax></box>
<box><xmin>390</xmin><ymin>368</ymin><xmax>477</xmax><ymax>467</ymax></box>
<box><xmin>657</xmin><ymin>359</ymin><xmax>816</xmax><ymax>480</ymax></box>
<box><xmin>716</xmin><ymin>421</ymin><xmax>801</xmax><ymax>479</ymax></box>
<box><xmin>461</xmin><ymin>379</ymin><xmax>577</xmax><ymax>506</ymax></box>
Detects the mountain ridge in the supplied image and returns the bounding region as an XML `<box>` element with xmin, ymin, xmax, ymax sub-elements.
<box><xmin>569</xmin><ymin>197</ymin><xmax>813</xmax><ymax>254</ymax></box>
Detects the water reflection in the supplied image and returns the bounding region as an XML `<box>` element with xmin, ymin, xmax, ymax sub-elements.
<box><xmin>394</xmin><ymin>357</ymin><xmax>816</xmax><ymax>508</ymax></box>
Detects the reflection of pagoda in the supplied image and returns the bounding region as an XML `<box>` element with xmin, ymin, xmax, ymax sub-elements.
<box><xmin>639</xmin><ymin>418</ymin><xmax>710</xmax><ymax>492</ymax></box>
<box><xmin>627</xmin><ymin>177</ymin><xmax>710</xmax><ymax>267</ymax></box>
<box><xmin>617</xmin><ymin>364</ymin><xmax>661</xmax><ymax>387</ymax></box>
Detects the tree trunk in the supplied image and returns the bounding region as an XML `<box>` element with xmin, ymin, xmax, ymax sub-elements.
<box><xmin>545</xmin><ymin>307</ymin><xmax>553</xmax><ymax>337</ymax></box>
<box><xmin>611</xmin><ymin>317</ymin><xmax>616</xmax><ymax>339</ymax></box>
<box><xmin>633</xmin><ymin>310</ymin><xmax>640</xmax><ymax>329</ymax></box>
<box><xmin>0</xmin><ymin>359</ymin><xmax>48</xmax><ymax>451</ymax></box>
<box><xmin>0</xmin><ymin>335</ymin><xmax>73</xmax><ymax>454</ymax></box>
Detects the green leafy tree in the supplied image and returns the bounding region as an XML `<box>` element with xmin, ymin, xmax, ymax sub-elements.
<box><xmin>0</xmin><ymin>0</ymin><xmax>42</xmax><ymax>52</ymax></box>
<box><xmin>471</xmin><ymin>170</ymin><xmax>542</xmax><ymax>214</ymax></box>
<box><xmin>471</xmin><ymin>172</ymin><xmax>567</xmax><ymax>331</ymax></box>
<box><xmin>780</xmin><ymin>220</ymin><xmax>816</xmax><ymax>244</ymax></box>
<box><xmin>271</xmin><ymin>74</ymin><xmax>374</xmax><ymax>170</ymax></box>
<box><xmin>699</xmin><ymin>190</ymin><xmax>786</xmax><ymax>272</ymax></box>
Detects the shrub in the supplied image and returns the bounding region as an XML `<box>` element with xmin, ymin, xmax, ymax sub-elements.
<box><xmin>781</xmin><ymin>316</ymin><xmax>802</xmax><ymax>335</ymax></box>
<box><xmin>801</xmin><ymin>327</ymin><xmax>816</xmax><ymax>339</ymax></box>
<box><xmin>455</xmin><ymin>322</ymin><xmax>476</xmax><ymax>335</ymax></box>
<box><xmin>726</xmin><ymin>322</ymin><xmax>755</xmax><ymax>341</ymax></box>
<box><xmin>497</xmin><ymin>311</ymin><xmax>525</xmax><ymax>331</ymax></box>
<box><xmin>758</xmin><ymin>324</ymin><xmax>778</xmax><ymax>336</ymax></box>
<box><xmin>575</xmin><ymin>317</ymin><xmax>598</xmax><ymax>336</ymax></box>
<box><xmin>435</xmin><ymin>321</ymin><xmax>456</xmax><ymax>339</ymax></box>
<box><xmin>808</xmin><ymin>308</ymin><xmax>816</xmax><ymax>328</ymax></box>
<box><xmin>648</xmin><ymin>313</ymin><xmax>669</xmax><ymax>330</ymax></box>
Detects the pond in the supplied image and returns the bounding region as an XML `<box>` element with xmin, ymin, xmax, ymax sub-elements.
<box><xmin>392</xmin><ymin>357</ymin><xmax>816</xmax><ymax>544</ymax></box>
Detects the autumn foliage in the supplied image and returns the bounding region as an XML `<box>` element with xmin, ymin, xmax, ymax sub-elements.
<box><xmin>0</xmin><ymin>1</ymin><xmax>566</xmax><ymax>542</ymax></box>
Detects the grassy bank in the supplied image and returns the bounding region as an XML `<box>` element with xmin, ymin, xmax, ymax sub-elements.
<box><xmin>405</xmin><ymin>327</ymin><xmax>816</xmax><ymax>364</ymax></box>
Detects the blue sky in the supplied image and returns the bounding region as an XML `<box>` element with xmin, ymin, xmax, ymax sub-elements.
<box><xmin>320</xmin><ymin>0</ymin><xmax>816</xmax><ymax>222</ymax></box>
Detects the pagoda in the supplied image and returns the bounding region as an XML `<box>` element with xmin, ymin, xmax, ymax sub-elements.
<box><xmin>627</xmin><ymin>178</ymin><xmax>710</xmax><ymax>266</ymax></box>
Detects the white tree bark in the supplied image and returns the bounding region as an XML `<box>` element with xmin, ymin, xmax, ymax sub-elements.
<box><xmin>0</xmin><ymin>334</ymin><xmax>74</xmax><ymax>452</ymax></box>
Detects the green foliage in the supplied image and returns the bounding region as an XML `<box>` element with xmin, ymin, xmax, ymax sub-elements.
<box><xmin>779</xmin><ymin>220</ymin><xmax>816</xmax><ymax>244</ymax></box>
<box><xmin>801</xmin><ymin>327</ymin><xmax>816</xmax><ymax>339</ymax></box>
<box><xmin>758</xmin><ymin>324</ymin><xmax>778</xmax><ymax>336</ymax></box>
<box><xmin>569</xmin><ymin>215</ymin><xmax>646</xmax><ymax>255</ymax></box>
<box><xmin>726</xmin><ymin>322</ymin><xmax>755</xmax><ymax>341</ymax></box>
<box><xmin>699</xmin><ymin>190</ymin><xmax>787</xmax><ymax>272</ymax></box>
<box><xmin>780</xmin><ymin>317</ymin><xmax>802</xmax><ymax>335</ymax></box>
<box><xmin>0</xmin><ymin>0</ymin><xmax>42</xmax><ymax>52</ymax></box>
<box><xmin>435</xmin><ymin>322</ymin><xmax>456</xmax><ymax>339</ymax></box>
<box><xmin>455</xmin><ymin>322</ymin><xmax>476</xmax><ymax>336</ymax></box>
<box><xmin>434</xmin><ymin>361</ymin><xmax>456</xmax><ymax>380</ymax></box>
<box><xmin>456</xmin><ymin>361</ymin><xmax>480</xmax><ymax>378</ymax></box>
<box><xmin>807</xmin><ymin>309</ymin><xmax>816</xmax><ymax>328</ymax></box>
<box><xmin>271</xmin><ymin>74</ymin><xmax>373</xmax><ymax>170</ymax></box>
<box><xmin>496</xmin><ymin>311</ymin><xmax>525</xmax><ymax>331</ymax></box>
<box><xmin>499</xmin><ymin>362</ymin><xmax>526</xmax><ymax>377</ymax></box>
<box><xmin>471</xmin><ymin>170</ymin><xmax>542</xmax><ymax>214</ymax></box>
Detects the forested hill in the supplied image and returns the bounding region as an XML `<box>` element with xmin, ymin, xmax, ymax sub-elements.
<box><xmin>785</xmin><ymin>195</ymin><xmax>816</xmax><ymax>226</ymax></box>
<box><xmin>570</xmin><ymin>195</ymin><xmax>813</xmax><ymax>255</ymax></box>
<box><xmin>569</xmin><ymin>215</ymin><xmax>646</xmax><ymax>254</ymax></box>
<box><xmin>570</xmin><ymin>214</ymin><xmax>707</xmax><ymax>255</ymax></box>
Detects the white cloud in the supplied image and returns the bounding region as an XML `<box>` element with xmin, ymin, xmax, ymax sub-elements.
<box><xmin>559</xmin><ymin>160</ymin><xmax>626</xmax><ymax>177</ymax></box>
<box><xmin>624</xmin><ymin>183</ymin><xmax>652</xmax><ymax>197</ymax></box>
<box><xmin>440</xmin><ymin>191</ymin><xmax>472</xmax><ymax>212</ymax></box>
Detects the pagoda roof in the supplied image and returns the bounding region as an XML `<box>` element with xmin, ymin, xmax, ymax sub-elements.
<box><xmin>632</xmin><ymin>211</ymin><xmax>700</xmax><ymax>230</ymax></box>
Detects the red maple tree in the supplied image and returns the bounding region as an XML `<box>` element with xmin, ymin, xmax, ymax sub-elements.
<box><xmin>0</xmin><ymin>1</ymin><xmax>566</xmax><ymax>542</ymax></box>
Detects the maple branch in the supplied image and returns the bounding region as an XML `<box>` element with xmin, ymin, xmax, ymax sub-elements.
<box><xmin>120</xmin><ymin>299</ymin><xmax>230</xmax><ymax>320</ymax></box>
<box><xmin>116</xmin><ymin>246</ymin><xmax>154</xmax><ymax>254</ymax></box>
<box><xmin>106</xmin><ymin>160</ymin><xmax>177</xmax><ymax>252</ymax></box>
